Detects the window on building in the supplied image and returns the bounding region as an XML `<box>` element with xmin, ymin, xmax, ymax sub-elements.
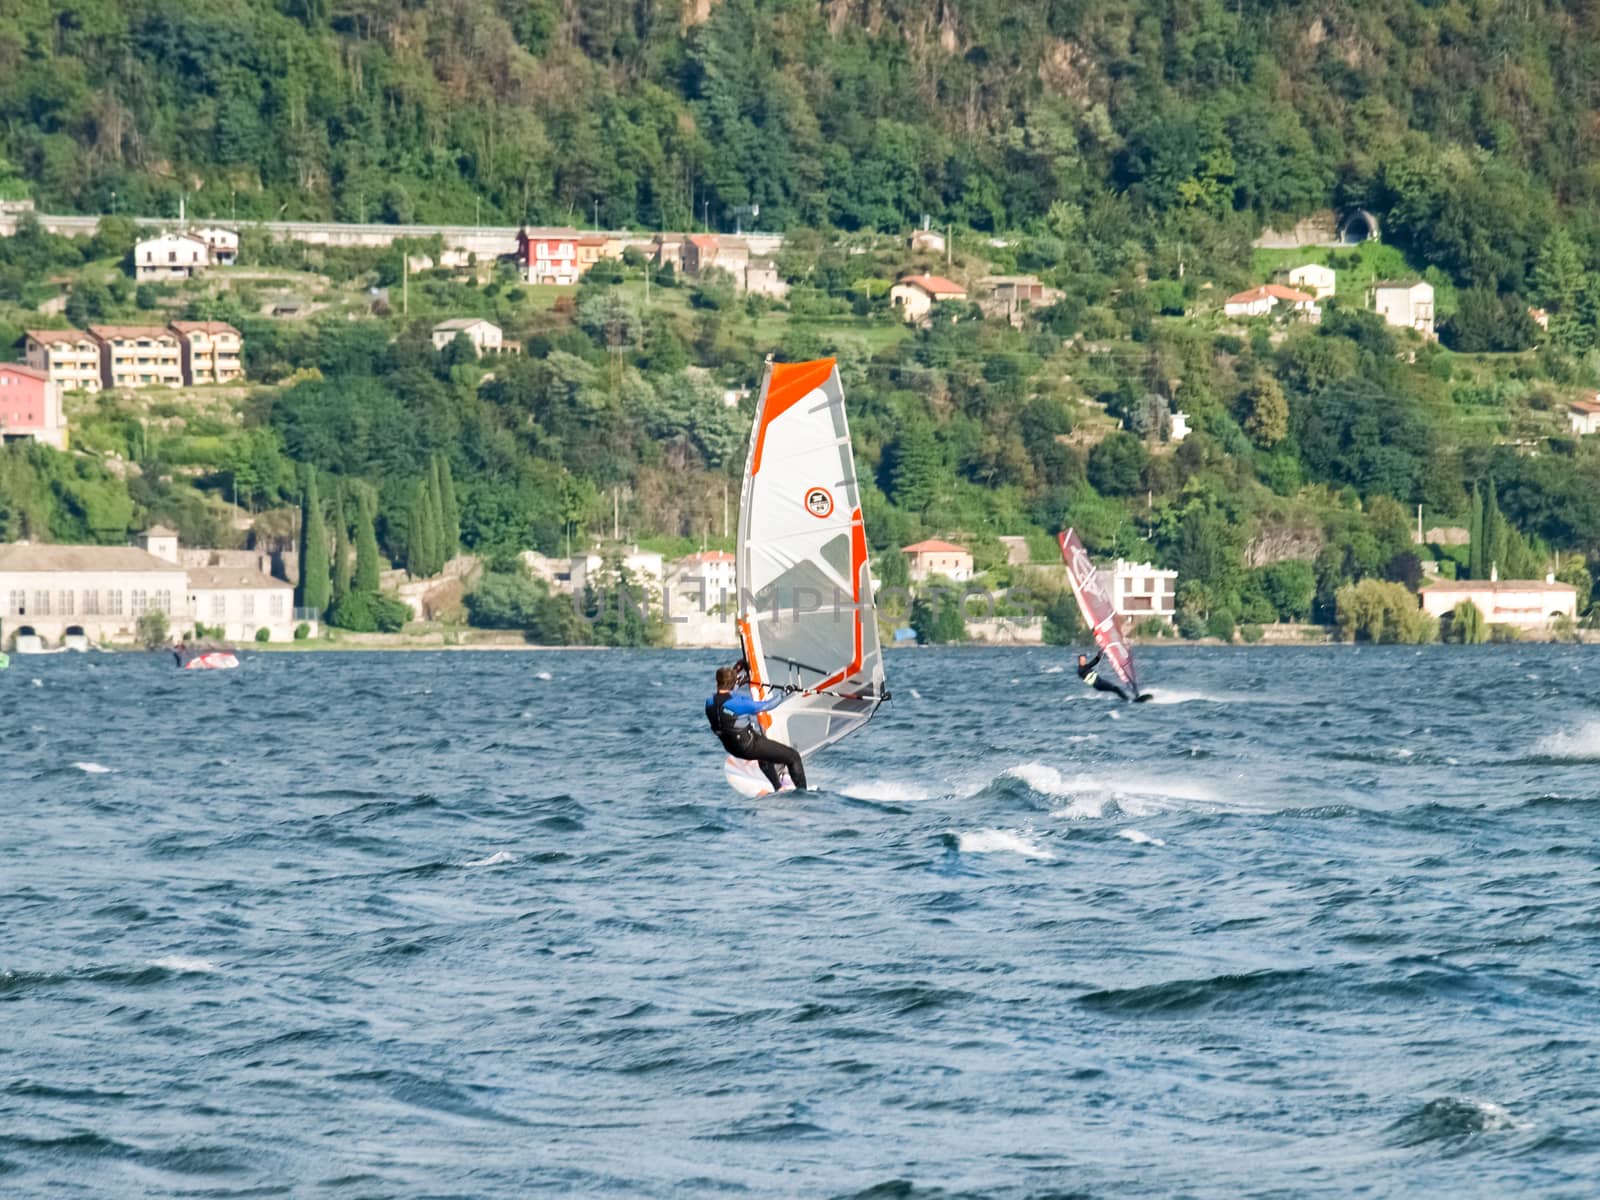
<box><xmin>242</xmin><ymin>593</ymin><xmax>255</xmax><ymax>619</ymax></box>
<box><xmin>270</xmin><ymin>594</ymin><xmax>285</xmax><ymax>617</ymax></box>
<box><xmin>7</xmin><ymin>589</ymin><xmax>23</xmax><ymax>614</ymax></box>
<box><xmin>82</xmin><ymin>590</ymin><xmax>99</xmax><ymax>615</ymax></box>
<box><xmin>154</xmin><ymin>590</ymin><xmax>171</xmax><ymax>613</ymax></box>
<box><xmin>34</xmin><ymin>590</ymin><xmax>51</xmax><ymax>616</ymax></box>
<box><xmin>108</xmin><ymin>590</ymin><xmax>124</xmax><ymax>615</ymax></box>
<box><xmin>211</xmin><ymin>594</ymin><xmax>226</xmax><ymax>619</ymax></box>
<box><xmin>60</xmin><ymin>591</ymin><xmax>74</xmax><ymax>616</ymax></box>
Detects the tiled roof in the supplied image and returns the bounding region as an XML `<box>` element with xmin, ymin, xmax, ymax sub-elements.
<box><xmin>898</xmin><ymin>274</ymin><xmax>967</xmax><ymax>297</ymax></box>
<box><xmin>88</xmin><ymin>325</ymin><xmax>177</xmax><ymax>341</ymax></box>
<box><xmin>902</xmin><ymin>539</ymin><xmax>970</xmax><ymax>554</ymax></box>
<box><xmin>169</xmin><ymin>321</ymin><xmax>240</xmax><ymax>336</ymax></box>
<box><xmin>25</xmin><ymin>329</ymin><xmax>94</xmax><ymax>345</ymax></box>
<box><xmin>185</xmin><ymin>567</ymin><xmax>289</xmax><ymax>590</ymax></box>
<box><xmin>0</xmin><ymin>544</ymin><xmax>182</xmax><ymax>572</ymax></box>
<box><xmin>0</xmin><ymin>362</ymin><xmax>49</xmax><ymax>381</ymax></box>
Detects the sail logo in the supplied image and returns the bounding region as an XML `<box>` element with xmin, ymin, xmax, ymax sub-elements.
<box><xmin>803</xmin><ymin>486</ymin><xmax>834</xmax><ymax>519</ymax></box>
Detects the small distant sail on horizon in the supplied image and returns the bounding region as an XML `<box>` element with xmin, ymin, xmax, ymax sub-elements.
<box><xmin>1058</xmin><ymin>528</ymin><xmax>1139</xmax><ymax>697</ymax></box>
<box><xmin>727</xmin><ymin>358</ymin><xmax>887</xmax><ymax>795</ymax></box>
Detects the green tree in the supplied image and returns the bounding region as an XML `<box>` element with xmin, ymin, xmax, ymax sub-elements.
<box><xmin>136</xmin><ymin>609</ymin><xmax>170</xmax><ymax>650</ymax></box>
<box><xmin>1087</xmin><ymin>432</ymin><xmax>1149</xmax><ymax>496</ymax></box>
<box><xmin>1241</xmin><ymin>374</ymin><xmax>1288</xmax><ymax>448</ymax></box>
<box><xmin>297</xmin><ymin>468</ymin><xmax>331</xmax><ymax>614</ymax></box>
<box><xmin>1446</xmin><ymin>599</ymin><xmax>1488</xmax><ymax>644</ymax></box>
<box><xmin>1334</xmin><ymin>579</ymin><xmax>1436</xmax><ymax>644</ymax></box>
<box><xmin>407</xmin><ymin>478</ymin><xmax>439</xmax><ymax>579</ymax></box>
<box><xmin>331</xmin><ymin>482</ymin><xmax>352</xmax><ymax>604</ymax></box>
<box><xmin>1258</xmin><ymin>560</ymin><xmax>1316</xmax><ymax>621</ymax></box>
<box><xmin>436</xmin><ymin>454</ymin><xmax>460</xmax><ymax>560</ymax></box>
<box><xmin>1556</xmin><ymin>556</ymin><xmax>1592</xmax><ymax>614</ymax></box>
<box><xmin>1484</xmin><ymin>479</ymin><xmax>1508</xmax><ymax>579</ymax></box>
<box><xmin>889</xmin><ymin>419</ymin><xmax>940</xmax><ymax>513</ymax></box>
<box><xmin>1468</xmin><ymin>482</ymin><xmax>1484</xmax><ymax>580</ymax></box>
<box><xmin>910</xmin><ymin>587</ymin><xmax>968</xmax><ymax>644</ymax></box>
<box><xmin>353</xmin><ymin>487</ymin><xmax>382</xmax><ymax>593</ymax></box>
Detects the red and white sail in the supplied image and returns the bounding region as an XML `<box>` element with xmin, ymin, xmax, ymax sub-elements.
<box><xmin>1058</xmin><ymin>528</ymin><xmax>1138</xmax><ymax>694</ymax></box>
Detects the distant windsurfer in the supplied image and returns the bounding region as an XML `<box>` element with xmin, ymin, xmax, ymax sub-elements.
<box><xmin>706</xmin><ymin>665</ymin><xmax>807</xmax><ymax>791</ymax></box>
<box><xmin>1078</xmin><ymin>651</ymin><xmax>1134</xmax><ymax>702</ymax></box>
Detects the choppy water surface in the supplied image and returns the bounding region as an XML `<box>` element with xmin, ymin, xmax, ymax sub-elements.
<box><xmin>3</xmin><ymin>646</ymin><xmax>1599</xmax><ymax>1197</ymax></box>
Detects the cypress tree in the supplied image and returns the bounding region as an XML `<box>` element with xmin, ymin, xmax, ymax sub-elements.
<box><xmin>1484</xmin><ymin>479</ymin><xmax>1507</xmax><ymax>578</ymax></box>
<box><xmin>331</xmin><ymin>481</ymin><xmax>352</xmax><ymax>603</ymax></box>
<box><xmin>1467</xmin><ymin>483</ymin><xmax>1483</xmax><ymax>579</ymax></box>
<box><xmin>436</xmin><ymin>454</ymin><xmax>460</xmax><ymax>560</ymax></box>
<box><xmin>426</xmin><ymin>460</ymin><xmax>447</xmax><ymax>573</ymax></box>
<box><xmin>353</xmin><ymin>487</ymin><xmax>381</xmax><ymax>593</ymax></box>
<box><xmin>298</xmin><ymin>467</ymin><xmax>331</xmax><ymax>613</ymax></box>
<box><xmin>407</xmin><ymin>479</ymin><xmax>438</xmax><ymax>578</ymax></box>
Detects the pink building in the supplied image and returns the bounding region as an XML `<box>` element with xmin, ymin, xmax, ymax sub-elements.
<box><xmin>1418</xmin><ymin>577</ymin><xmax>1577</xmax><ymax>632</ymax></box>
<box><xmin>0</xmin><ymin>363</ymin><xmax>66</xmax><ymax>448</ymax></box>
<box><xmin>517</xmin><ymin>227</ymin><xmax>581</xmax><ymax>285</ymax></box>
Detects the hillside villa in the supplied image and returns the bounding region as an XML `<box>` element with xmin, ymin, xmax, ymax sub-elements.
<box><xmin>431</xmin><ymin>318</ymin><xmax>516</xmax><ymax>356</ymax></box>
<box><xmin>1372</xmin><ymin>280</ymin><xmax>1436</xmax><ymax>339</ymax></box>
<box><xmin>902</xmin><ymin>539</ymin><xmax>974</xmax><ymax>583</ymax></box>
<box><xmin>1288</xmin><ymin>263</ymin><xmax>1336</xmax><ymax>299</ymax></box>
<box><xmin>1418</xmin><ymin>574</ymin><xmax>1577</xmax><ymax>632</ymax></box>
<box><xmin>89</xmin><ymin>325</ymin><xmax>184</xmax><ymax>389</ymax></box>
<box><xmin>134</xmin><ymin>232</ymin><xmax>211</xmax><ymax>281</ymax></box>
<box><xmin>891</xmin><ymin>275</ymin><xmax>968</xmax><ymax>323</ymax></box>
<box><xmin>23</xmin><ymin>329</ymin><xmax>101</xmax><ymax>392</ymax></box>
<box><xmin>1569</xmin><ymin>399</ymin><xmax>1600</xmax><ymax>436</ymax></box>
<box><xmin>1224</xmin><ymin>284</ymin><xmax>1320</xmax><ymax>321</ymax></box>
<box><xmin>0</xmin><ymin>363</ymin><xmax>66</xmax><ymax>448</ymax></box>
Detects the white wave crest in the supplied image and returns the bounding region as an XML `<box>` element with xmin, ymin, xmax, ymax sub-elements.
<box><xmin>839</xmin><ymin>779</ymin><xmax>933</xmax><ymax>803</ymax></box>
<box><xmin>73</xmin><ymin>762</ymin><xmax>113</xmax><ymax>774</ymax></box>
<box><xmin>534</xmin><ymin>671</ymin><xmax>553</xmax><ymax>681</ymax></box>
<box><xmin>1006</xmin><ymin>761</ymin><xmax>1218</xmax><ymax>819</ymax></box>
<box><xmin>465</xmin><ymin>851</ymin><xmax>516</xmax><ymax>867</ymax></box>
<box><xmin>152</xmin><ymin>955</ymin><xmax>218</xmax><ymax>973</ymax></box>
<box><xmin>1535</xmin><ymin>721</ymin><xmax>1600</xmax><ymax>759</ymax></box>
<box><xmin>954</xmin><ymin>828</ymin><xmax>1056</xmax><ymax>860</ymax></box>
<box><xmin>1118</xmin><ymin>829</ymin><xmax>1166</xmax><ymax>847</ymax></box>
<box><xmin>1041</xmin><ymin>665</ymin><xmax>1065</xmax><ymax>674</ymax></box>
<box><xmin>1143</xmin><ymin>688</ymin><xmax>1244</xmax><ymax>705</ymax></box>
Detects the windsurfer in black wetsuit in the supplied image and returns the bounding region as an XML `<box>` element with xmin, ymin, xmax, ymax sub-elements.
<box><xmin>1077</xmin><ymin>651</ymin><xmax>1134</xmax><ymax>702</ymax></box>
<box><xmin>706</xmin><ymin>665</ymin><xmax>808</xmax><ymax>790</ymax></box>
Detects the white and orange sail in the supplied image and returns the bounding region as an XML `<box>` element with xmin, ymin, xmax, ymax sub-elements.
<box><xmin>726</xmin><ymin>358</ymin><xmax>886</xmax><ymax>793</ymax></box>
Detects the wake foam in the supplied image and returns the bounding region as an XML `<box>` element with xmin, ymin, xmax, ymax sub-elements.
<box><xmin>533</xmin><ymin>671</ymin><xmax>553</xmax><ymax>681</ymax></box>
<box><xmin>464</xmin><ymin>851</ymin><xmax>516</xmax><ymax>867</ymax></box>
<box><xmin>951</xmin><ymin>829</ymin><xmax>1055</xmax><ymax>860</ymax></box>
<box><xmin>150</xmin><ymin>956</ymin><xmax>219</xmax><ymax>974</ymax></box>
<box><xmin>1118</xmin><ymin>829</ymin><xmax>1166</xmax><ymax>847</ymax></box>
<box><xmin>73</xmin><ymin>762</ymin><xmax>113</xmax><ymax>774</ymax></box>
<box><xmin>1143</xmin><ymin>688</ymin><xmax>1248</xmax><ymax>705</ymax></box>
<box><xmin>1534</xmin><ymin>721</ymin><xmax>1600</xmax><ymax>761</ymax></box>
<box><xmin>838</xmin><ymin>779</ymin><xmax>934</xmax><ymax>803</ymax></box>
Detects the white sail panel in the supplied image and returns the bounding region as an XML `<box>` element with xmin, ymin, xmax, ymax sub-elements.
<box><xmin>736</xmin><ymin>359</ymin><xmax>885</xmax><ymax>759</ymax></box>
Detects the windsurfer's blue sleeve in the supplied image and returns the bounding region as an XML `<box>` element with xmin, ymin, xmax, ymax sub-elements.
<box><xmin>722</xmin><ymin>692</ymin><xmax>784</xmax><ymax>716</ymax></box>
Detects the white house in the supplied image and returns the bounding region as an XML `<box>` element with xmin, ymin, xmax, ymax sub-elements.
<box><xmin>1288</xmin><ymin>263</ymin><xmax>1336</xmax><ymax>299</ymax></box>
<box><xmin>1373</xmin><ymin>280</ymin><xmax>1435</xmax><ymax>338</ymax></box>
<box><xmin>902</xmin><ymin>539</ymin><xmax>974</xmax><ymax>583</ymax></box>
<box><xmin>1419</xmin><ymin>575</ymin><xmax>1576</xmax><ymax>632</ymax></box>
<box><xmin>664</xmin><ymin>550</ymin><xmax>737</xmax><ymax>646</ymax></box>
<box><xmin>909</xmin><ymin>226</ymin><xmax>947</xmax><ymax>255</ymax></box>
<box><xmin>135</xmin><ymin>232</ymin><xmax>211</xmax><ymax>281</ymax></box>
<box><xmin>890</xmin><ymin>275</ymin><xmax>968</xmax><ymax>323</ymax></box>
<box><xmin>1224</xmin><ymin>284</ymin><xmax>1319</xmax><ymax>320</ymax></box>
<box><xmin>1095</xmin><ymin>559</ymin><xmax>1178</xmax><ymax>624</ymax></box>
<box><xmin>186</xmin><ymin>566</ymin><xmax>298</xmax><ymax>642</ymax></box>
<box><xmin>1568</xmin><ymin>399</ymin><xmax>1600</xmax><ymax>436</ymax></box>
<box><xmin>1169</xmin><ymin>410</ymin><xmax>1191</xmax><ymax>442</ymax></box>
<box><xmin>192</xmin><ymin>227</ymin><xmax>239</xmax><ymax>265</ymax></box>
<box><xmin>431</xmin><ymin>318</ymin><xmax>514</xmax><ymax>356</ymax></box>
<box><xmin>569</xmin><ymin>547</ymin><xmax>664</xmax><ymax>596</ymax></box>
<box><xmin>24</xmin><ymin>329</ymin><xmax>102</xmax><ymax>393</ymax></box>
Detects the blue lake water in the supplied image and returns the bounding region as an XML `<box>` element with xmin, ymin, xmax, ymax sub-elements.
<box><xmin>2</xmin><ymin>645</ymin><xmax>1599</xmax><ymax>1198</ymax></box>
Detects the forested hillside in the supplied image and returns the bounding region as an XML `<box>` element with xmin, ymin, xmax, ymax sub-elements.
<box><xmin>7</xmin><ymin>1</ymin><xmax>1600</xmax><ymax>273</ymax></box>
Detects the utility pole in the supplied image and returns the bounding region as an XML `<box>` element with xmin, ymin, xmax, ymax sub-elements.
<box><xmin>703</xmin><ymin>199</ymin><xmax>709</xmax><ymax>232</ymax></box>
<box><xmin>722</xmin><ymin>481</ymin><xmax>729</xmax><ymax>540</ymax></box>
<box><xmin>402</xmin><ymin>255</ymin><xmax>408</xmax><ymax>315</ymax></box>
<box><xmin>593</xmin><ymin>197</ymin><xmax>600</xmax><ymax>229</ymax></box>
<box><xmin>613</xmin><ymin>487</ymin><xmax>620</xmax><ymax>541</ymax></box>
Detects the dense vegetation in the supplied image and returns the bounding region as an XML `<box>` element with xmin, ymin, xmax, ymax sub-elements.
<box><xmin>2</xmin><ymin>1</ymin><xmax>1600</xmax><ymax>642</ymax></box>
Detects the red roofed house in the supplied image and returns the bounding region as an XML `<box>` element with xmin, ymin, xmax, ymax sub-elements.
<box><xmin>0</xmin><ymin>362</ymin><xmax>66</xmax><ymax>448</ymax></box>
<box><xmin>1419</xmin><ymin>574</ymin><xmax>1577</xmax><ymax>633</ymax></box>
<box><xmin>1569</xmin><ymin>398</ymin><xmax>1600</xmax><ymax>437</ymax></box>
<box><xmin>891</xmin><ymin>275</ymin><xmax>969</xmax><ymax>323</ymax></box>
<box><xmin>89</xmin><ymin>325</ymin><xmax>183</xmax><ymax>390</ymax></box>
<box><xmin>1224</xmin><ymin>284</ymin><xmax>1319</xmax><ymax>321</ymax></box>
<box><xmin>517</xmin><ymin>227</ymin><xmax>581</xmax><ymax>285</ymax></box>
<box><xmin>24</xmin><ymin>329</ymin><xmax>102</xmax><ymax>393</ymax></box>
<box><xmin>902</xmin><ymin>539</ymin><xmax>974</xmax><ymax>583</ymax></box>
<box><xmin>682</xmin><ymin>234</ymin><xmax>751</xmax><ymax>284</ymax></box>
